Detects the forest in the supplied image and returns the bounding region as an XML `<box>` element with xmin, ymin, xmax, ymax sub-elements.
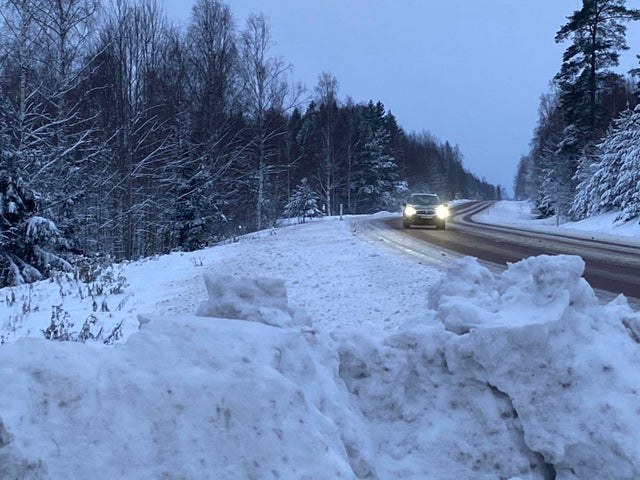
<box><xmin>514</xmin><ymin>0</ymin><xmax>640</xmax><ymax>224</ymax></box>
<box><xmin>0</xmin><ymin>0</ymin><xmax>497</xmax><ymax>288</ymax></box>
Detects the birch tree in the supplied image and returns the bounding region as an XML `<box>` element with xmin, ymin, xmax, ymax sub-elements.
<box><xmin>176</xmin><ymin>0</ymin><xmax>241</xmax><ymax>248</ymax></box>
<box><xmin>92</xmin><ymin>0</ymin><xmax>177</xmax><ymax>258</ymax></box>
<box><xmin>314</xmin><ymin>72</ymin><xmax>340</xmax><ymax>215</ymax></box>
<box><xmin>236</xmin><ymin>13</ymin><xmax>293</xmax><ymax>230</ymax></box>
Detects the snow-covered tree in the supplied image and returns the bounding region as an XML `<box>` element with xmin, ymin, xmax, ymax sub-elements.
<box><xmin>353</xmin><ymin>129</ymin><xmax>404</xmax><ymax>212</ymax></box>
<box><xmin>236</xmin><ymin>13</ymin><xmax>299</xmax><ymax>231</ymax></box>
<box><xmin>570</xmin><ymin>146</ymin><xmax>602</xmax><ymax>219</ymax></box>
<box><xmin>350</xmin><ymin>102</ymin><xmax>406</xmax><ymax>212</ymax></box>
<box><xmin>0</xmin><ymin>158</ymin><xmax>70</xmax><ymax>286</ymax></box>
<box><xmin>574</xmin><ymin>105</ymin><xmax>640</xmax><ymax>221</ymax></box>
<box><xmin>173</xmin><ymin>0</ymin><xmax>241</xmax><ymax>249</ymax></box>
<box><xmin>0</xmin><ymin>0</ymin><xmax>101</xmax><ymax>251</ymax></box>
<box><xmin>543</xmin><ymin>1</ymin><xmax>640</xmax><ymax>218</ymax></box>
<box><xmin>284</xmin><ymin>178</ymin><xmax>322</xmax><ymax>223</ymax></box>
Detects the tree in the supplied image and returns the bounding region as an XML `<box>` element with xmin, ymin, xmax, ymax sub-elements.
<box><xmin>0</xmin><ymin>153</ymin><xmax>70</xmax><ymax>286</ymax></box>
<box><xmin>555</xmin><ymin>0</ymin><xmax>639</xmax><ymax>138</ymax></box>
<box><xmin>351</xmin><ymin>102</ymin><xmax>406</xmax><ymax>212</ymax></box>
<box><xmin>31</xmin><ymin>0</ymin><xmax>101</xmax><ymax>245</ymax></box>
<box><xmin>236</xmin><ymin>13</ymin><xmax>295</xmax><ymax>230</ymax></box>
<box><xmin>0</xmin><ymin>0</ymin><xmax>81</xmax><ymax>286</ymax></box>
<box><xmin>527</xmin><ymin>90</ymin><xmax>574</xmax><ymax>217</ymax></box>
<box><xmin>283</xmin><ymin>177</ymin><xmax>322</xmax><ymax>222</ymax></box>
<box><xmin>553</xmin><ymin>0</ymin><xmax>640</xmax><ymax>212</ymax></box>
<box><xmin>90</xmin><ymin>0</ymin><xmax>179</xmax><ymax>258</ymax></box>
<box><xmin>186</xmin><ymin>0</ymin><xmax>236</xmax><ymax>137</ymax></box>
<box><xmin>314</xmin><ymin>72</ymin><xmax>341</xmax><ymax>216</ymax></box>
<box><xmin>177</xmin><ymin>0</ymin><xmax>241</xmax><ymax>248</ymax></box>
<box><xmin>573</xmin><ymin>105</ymin><xmax>640</xmax><ymax>220</ymax></box>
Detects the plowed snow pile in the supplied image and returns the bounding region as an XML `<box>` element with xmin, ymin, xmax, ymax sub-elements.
<box><xmin>1</xmin><ymin>216</ymin><xmax>639</xmax><ymax>479</ymax></box>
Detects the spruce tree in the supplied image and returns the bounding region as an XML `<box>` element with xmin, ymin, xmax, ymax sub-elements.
<box><xmin>577</xmin><ymin>105</ymin><xmax>640</xmax><ymax>220</ymax></box>
<box><xmin>351</xmin><ymin>102</ymin><xmax>406</xmax><ymax>212</ymax></box>
<box><xmin>284</xmin><ymin>178</ymin><xmax>322</xmax><ymax>223</ymax></box>
<box><xmin>0</xmin><ymin>155</ymin><xmax>70</xmax><ymax>286</ymax></box>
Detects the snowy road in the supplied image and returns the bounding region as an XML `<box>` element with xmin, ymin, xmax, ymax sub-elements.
<box><xmin>354</xmin><ymin>202</ymin><xmax>640</xmax><ymax>305</ymax></box>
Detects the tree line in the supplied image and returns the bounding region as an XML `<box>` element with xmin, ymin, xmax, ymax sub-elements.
<box><xmin>515</xmin><ymin>0</ymin><xmax>640</xmax><ymax>222</ymax></box>
<box><xmin>0</xmin><ymin>0</ymin><xmax>496</xmax><ymax>287</ymax></box>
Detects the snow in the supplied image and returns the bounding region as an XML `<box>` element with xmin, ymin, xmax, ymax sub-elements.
<box><xmin>435</xmin><ymin>255</ymin><xmax>640</xmax><ymax>479</ymax></box>
<box><xmin>473</xmin><ymin>199</ymin><xmax>640</xmax><ymax>243</ymax></box>
<box><xmin>1</xmin><ymin>202</ymin><xmax>640</xmax><ymax>479</ymax></box>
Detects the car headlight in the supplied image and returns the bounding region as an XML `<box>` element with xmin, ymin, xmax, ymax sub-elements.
<box><xmin>435</xmin><ymin>205</ymin><xmax>449</xmax><ymax>219</ymax></box>
<box><xmin>404</xmin><ymin>206</ymin><xmax>417</xmax><ymax>216</ymax></box>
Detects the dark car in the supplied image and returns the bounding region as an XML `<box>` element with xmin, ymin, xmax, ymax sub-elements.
<box><xmin>402</xmin><ymin>193</ymin><xmax>450</xmax><ymax>229</ymax></box>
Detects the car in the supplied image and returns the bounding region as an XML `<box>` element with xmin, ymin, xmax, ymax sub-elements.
<box><xmin>402</xmin><ymin>193</ymin><xmax>449</xmax><ymax>229</ymax></box>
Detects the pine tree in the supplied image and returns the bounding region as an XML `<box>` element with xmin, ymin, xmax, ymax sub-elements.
<box><xmin>353</xmin><ymin>126</ymin><xmax>396</xmax><ymax>212</ymax></box>
<box><xmin>555</xmin><ymin>0</ymin><xmax>640</xmax><ymax>140</ymax></box>
<box><xmin>284</xmin><ymin>178</ymin><xmax>322</xmax><ymax>222</ymax></box>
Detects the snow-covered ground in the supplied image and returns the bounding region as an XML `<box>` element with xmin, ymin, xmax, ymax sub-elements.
<box><xmin>1</xmin><ymin>201</ymin><xmax>640</xmax><ymax>479</ymax></box>
<box><xmin>473</xmin><ymin>200</ymin><xmax>640</xmax><ymax>243</ymax></box>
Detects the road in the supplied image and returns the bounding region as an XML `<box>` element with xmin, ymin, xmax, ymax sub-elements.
<box><xmin>353</xmin><ymin>201</ymin><xmax>640</xmax><ymax>305</ymax></box>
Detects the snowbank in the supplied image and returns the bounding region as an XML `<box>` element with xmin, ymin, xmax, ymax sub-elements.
<box><xmin>430</xmin><ymin>255</ymin><xmax>640</xmax><ymax>479</ymax></box>
<box><xmin>1</xmin><ymin>214</ymin><xmax>640</xmax><ymax>479</ymax></box>
<box><xmin>473</xmin><ymin>200</ymin><xmax>640</xmax><ymax>241</ymax></box>
<box><xmin>338</xmin><ymin>325</ymin><xmax>549</xmax><ymax>479</ymax></box>
<box><xmin>0</xmin><ymin>290</ymin><xmax>373</xmax><ymax>479</ymax></box>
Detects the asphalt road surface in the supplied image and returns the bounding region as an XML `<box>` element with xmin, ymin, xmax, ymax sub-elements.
<box><xmin>355</xmin><ymin>201</ymin><xmax>640</xmax><ymax>303</ymax></box>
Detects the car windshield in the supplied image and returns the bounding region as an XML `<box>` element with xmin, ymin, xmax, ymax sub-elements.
<box><xmin>409</xmin><ymin>195</ymin><xmax>439</xmax><ymax>206</ymax></box>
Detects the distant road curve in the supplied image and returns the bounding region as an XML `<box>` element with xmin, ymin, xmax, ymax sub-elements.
<box><xmin>354</xmin><ymin>201</ymin><xmax>640</xmax><ymax>302</ymax></box>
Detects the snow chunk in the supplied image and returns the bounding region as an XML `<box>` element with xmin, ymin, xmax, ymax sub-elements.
<box><xmin>430</xmin><ymin>255</ymin><xmax>597</xmax><ymax>334</ymax></box>
<box><xmin>196</xmin><ymin>272</ymin><xmax>298</xmax><ymax>327</ymax></box>
<box><xmin>337</xmin><ymin>325</ymin><xmax>548</xmax><ymax>479</ymax></box>
<box><xmin>499</xmin><ymin>254</ymin><xmax>595</xmax><ymax>309</ymax></box>
<box><xmin>429</xmin><ymin>254</ymin><xmax>640</xmax><ymax>478</ymax></box>
<box><xmin>0</xmin><ymin>315</ymin><xmax>374</xmax><ymax>480</ymax></box>
<box><xmin>604</xmin><ymin>294</ymin><xmax>640</xmax><ymax>343</ymax></box>
<box><xmin>428</xmin><ymin>256</ymin><xmax>498</xmax><ymax>334</ymax></box>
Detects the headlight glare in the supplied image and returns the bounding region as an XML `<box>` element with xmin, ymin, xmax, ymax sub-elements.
<box><xmin>436</xmin><ymin>205</ymin><xmax>449</xmax><ymax>219</ymax></box>
<box><xmin>404</xmin><ymin>206</ymin><xmax>417</xmax><ymax>216</ymax></box>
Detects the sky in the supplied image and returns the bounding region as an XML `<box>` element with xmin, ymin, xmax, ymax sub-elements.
<box><xmin>2</xmin><ymin>203</ymin><xmax>640</xmax><ymax>478</ymax></box>
<box><xmin>162</xmin><ymin>0</ymin><xmax>640</xmax><ymax>194</ymax></box>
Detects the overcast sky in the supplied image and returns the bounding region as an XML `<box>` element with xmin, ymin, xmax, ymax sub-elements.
<box><xmin>163</xmin><ymin>0</ymin><xmax>640</xmax><ymax>194</ymax></box>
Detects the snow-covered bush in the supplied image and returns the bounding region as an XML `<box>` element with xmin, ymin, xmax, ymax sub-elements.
<box><xmin>42</xmin><ymin>304</ymin><xmax>123</xmax><ymax>345</ymax></box>
<box><xmin>72</xmin><ymin>255</ymin><xmax>128</xmax><ymax>296</ymax></box>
